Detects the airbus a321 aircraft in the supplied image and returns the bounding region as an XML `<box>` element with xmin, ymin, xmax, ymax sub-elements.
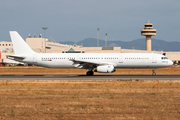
<box><xmin>7</xmin><ymin>31</ymin><xmax>173</xmax><ymax>76</ymax></box>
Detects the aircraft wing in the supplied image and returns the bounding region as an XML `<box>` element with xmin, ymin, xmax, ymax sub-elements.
<box><xmin>70</xmin><ymin>59</ymin><xmax>113</xmax><ymax>69</ymax></box>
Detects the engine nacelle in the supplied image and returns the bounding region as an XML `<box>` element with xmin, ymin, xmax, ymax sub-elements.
<box><xmin>94</xmin><ymin>65</ymin><xmax>116</xmax><ymax>73</ymax></box>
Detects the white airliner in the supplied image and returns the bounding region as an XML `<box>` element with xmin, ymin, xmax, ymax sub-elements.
<box><xmin>7</xmin><ymin>31</ymin><xmax>173</xmax><ymax>76</ymax></box>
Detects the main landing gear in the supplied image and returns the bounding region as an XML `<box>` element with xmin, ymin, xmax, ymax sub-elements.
<box><xmin>152</xmin><ymin>68</ymin><xmax>156</xmax><ymax>76</ymax></box>
<box><xmin>86</xmin><ymin>70</ymin><xmax>94</xmax><ymax>76</ymax></box>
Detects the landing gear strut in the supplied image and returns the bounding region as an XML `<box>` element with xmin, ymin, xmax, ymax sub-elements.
<box><xmin>152</xmin><ymin>68</ymin><xmax>156</xmax><ymax>76</ymax></box>
<box><xmin>86</xmin><ymin>70</ymin><xmax>94</xmax><ymax>76</ymax></box>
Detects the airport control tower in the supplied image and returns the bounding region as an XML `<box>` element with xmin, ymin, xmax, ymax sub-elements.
<box><xmin>141</xmin><ymin>21</ymin><xmax>156</xmax><ymax>51</ymax></box>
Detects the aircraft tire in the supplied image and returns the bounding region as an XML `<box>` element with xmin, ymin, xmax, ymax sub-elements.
<box><xmin>152</xmin><ymin>73</ymin><xmax>156</xmax><ymax>76</ymax></box>
<box><xmin>86</xmin><ymin>71</ymin><xmax>94</xmax><ymax>76</ymax></box>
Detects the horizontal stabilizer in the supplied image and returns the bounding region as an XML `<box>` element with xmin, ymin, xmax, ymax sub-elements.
<box><xmin>7</xmin><ymin>55</ymin><xmax>25</xmax><ymax>61</ymax></box>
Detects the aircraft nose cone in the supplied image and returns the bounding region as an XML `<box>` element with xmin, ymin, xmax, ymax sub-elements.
<box><xmin>169</xmin><ymin>60</ymin><xmax>173</xmax><ymax>66</ymax></box>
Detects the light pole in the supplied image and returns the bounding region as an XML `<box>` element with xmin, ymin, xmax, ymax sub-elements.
<box><xmin>105</xmin><ymin>33</ymin><xmax>107</xmax><ymax>47</ymax></box>
<box><xmin>97</xmin><ymin>28</ymin><xmax>99</xmax><ymax>47</ymax></box>
<box><xmin>131</xmin><ymin>44</ymin><xmax>134</xmax><ymax>49</ymax></box>
<box><xmin>42</xmin><ymin>27</ymin><xmax>48</xmax><ymax>53</ymax></box>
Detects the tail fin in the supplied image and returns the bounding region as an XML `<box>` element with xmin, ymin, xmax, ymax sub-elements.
<box><xmin>9</xmin><ymin>31</ymin><xmax>35</xmax><ymax>55</ymax></box>
<box><xmin>162</xmin><ymin>53</ymin><xmax>166</xmax><ymax>56</ymax></box>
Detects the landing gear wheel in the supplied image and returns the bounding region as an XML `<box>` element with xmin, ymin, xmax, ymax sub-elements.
<box><xmin>86</xmin><ymin>71</ymin><xmax>94</xmax><ymax>76</ymax></box>
<box><xmin>86</xmin><ymin>72</ymin><xmax>90</xmax><ymax>76</ymax></box>
<box><xmin>152</xmin><ymin>73</ymin><xmax>156</xmax><ymax>76</ymax></box>
<box><xmin>152</xmin><ymin>68</ymin><xmax>156</xmax><ymax>76</ymax></box>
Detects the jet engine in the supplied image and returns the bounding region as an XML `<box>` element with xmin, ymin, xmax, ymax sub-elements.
<box><xmin>94</xmin><ymin>65</ymin><xmax>116</xmax><ymax>73</ymax></box>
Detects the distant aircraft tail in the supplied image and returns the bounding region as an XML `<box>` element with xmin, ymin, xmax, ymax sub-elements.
<box><xmin>9</xmin><ymin>31</ymin><xmax>35</xmax><ymax>55</ymax></box>
<box><xmin>162</xmin><ymin>53</ymin><xmax>166</xmax><ymax>56</ymax></box>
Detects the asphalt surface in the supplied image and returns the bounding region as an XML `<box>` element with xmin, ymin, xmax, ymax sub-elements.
<box><xmin>0</xmin><ymin>74</ymin><xmax>180</xmax><ymax>80</ymax></box>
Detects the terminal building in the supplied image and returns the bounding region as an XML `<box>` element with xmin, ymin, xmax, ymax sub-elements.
<box><xmin>0</xmin><ymin>21</ymin><xmax>180</xmax><ymax>66</ymax></box>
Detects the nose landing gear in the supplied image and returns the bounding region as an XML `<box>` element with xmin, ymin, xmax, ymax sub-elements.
<box><xmin>152</xmin><ymin>68</ymin><xmax>156</xmax><ymax>76</ymax></box>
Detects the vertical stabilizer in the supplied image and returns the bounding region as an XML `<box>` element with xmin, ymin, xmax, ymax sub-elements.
<box><xmin>9</xmin><ymin>31</ymin><xmax>35</xmax><ymax>55</ymax></box>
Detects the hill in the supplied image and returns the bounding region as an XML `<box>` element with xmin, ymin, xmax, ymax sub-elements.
<box><xmin>59</xmin><ymin>38</ymin><xmax>180</xmax><ymax>51</ymax></box>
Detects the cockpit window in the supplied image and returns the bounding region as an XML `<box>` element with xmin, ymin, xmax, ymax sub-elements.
<box><xmin>161</xmin><ymin>57</ymin><xmax>168</xmax><ymax>60</ymax></box>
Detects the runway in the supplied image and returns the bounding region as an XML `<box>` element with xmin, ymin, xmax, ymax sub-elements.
<box><xmin>0</xmin><ymin>74</ymin><xmax>180</xmax><ymax>80</ymax></box>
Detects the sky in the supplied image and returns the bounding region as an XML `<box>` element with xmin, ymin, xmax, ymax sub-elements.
<box><xmin>1</xmin><ymin>0</ymin><xmax>180</xmax><ymax>42</ymax></box>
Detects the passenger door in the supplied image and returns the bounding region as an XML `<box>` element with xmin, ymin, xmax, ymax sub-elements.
<box><xmin>119</xmin><ymin>55</ymin><xmax>123</xmax><ymax>63</ymax></box>
<box><xmin>33</xmin><ymin>54</ymin><xmax>37</xmax><ymax>64</ymax></box>
<box><xmin>152</xmin><ymin>54</ymin><xmax>157</xmax><ymax>63</ymax></box>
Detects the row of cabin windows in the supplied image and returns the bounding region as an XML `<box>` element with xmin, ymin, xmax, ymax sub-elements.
<box><xmin>125</xmin><ymin>58</ymin><xmax>149</xmax><ymax>59</ymax></box>
<box><xmin>82</xmin><ymin>57</ymin><xmax>118</xmax><ymax>59</ymax></box>
<box><xmin>42</xmin><ymin>58</ymin><xmax>74</xmax><ymax>60</ymax></box>
<box><xmin>42</xmin><ymin>57</ymin><xmax>118</xmax><ymax>60</ymax></box>
<box><xmin>0</xmin><ymin>44</ymin><xmax>12</xmax><ymax>46</ymax></box>
<box><xmin>41</xmin><ymin>57</ymin><xmax>150</xmax><ymax>60</ymax></box>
